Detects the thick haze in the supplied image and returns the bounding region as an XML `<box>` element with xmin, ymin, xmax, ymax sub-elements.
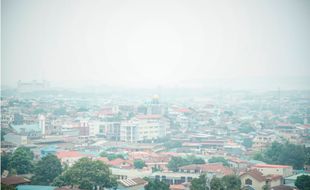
<box><xmin>2</xmin><ymin>0</ymin><xmax>310</xmax><ymax>89</ymax></box>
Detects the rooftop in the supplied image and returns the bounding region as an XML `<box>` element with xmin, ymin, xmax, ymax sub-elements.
<box><xmin>253</xmin><ymin>164</ymin><xmax>291</xmax><ymax>169</ymax></box>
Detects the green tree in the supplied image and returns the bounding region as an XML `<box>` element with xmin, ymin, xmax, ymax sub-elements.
<box><xmin>9</xmin><ymin>146</ymin><xmax>34</xmax><ymax>174</ymax></box>
<box><xmin>221</xmin><ymin>175</ymin><xmax>241</xmax><ymax>190</ymax></box>
<box><xmin>167</xmin><ymin>157</ymin><xmax>190</xmax><ymax>172</ymax></box>
<box><xmin>1</xmin><ymin>184</ymin><xmax>15</xmax><ymax>190</ymax></box>
<box><xmin>145</xmin><ymin>179</ymin><xmax>169</xmax><ymax>190</ymax></box>
<box><xmin>52</xmin><ymin>175</ymin><xmax>67</xmax><ymax>187</ymax></box>
<box><xmin>259</xmin><ymin>142</ymin><xmax>306</xmax><ymax>169</ymax></box>
<box><xmin>262</xmin><ymin>184</ymin><xmax>271</xmax><ymax>190</ymax></box>
<box><xmin>190</xmin><ymin>174</ymin><xmax>209</xmax><ymax>190</ymax></box>
<box><xmin>134</xmin><ymin>159</ymin><xmax>146</xmax><ymax>169</ymax></box>
<box><xmin>252</xmin><ymin>152</ymin><xmax>264</xmax><ymax>161</ymax></box>
<box><xmin>107</xmin><ymin>154</ymin><xmax>124</xmax><ymax>161</ymax></box>
<box><xmin>32</xmin><ymin>154</ymin><xmax>62</xmax><ymax>185</ymax></box>
<box><xmin>100</xmin><ymin>151</ymin><xmax>108</xmax><ymax>157</ymax></box>
<box><xmin>295</xmin><ymin>175</ymin><xmax>310</xmax><ymax>190</ymax></box>
<box><xmin>208</xmin><ymin>157</ymin><xmax>229</xmax><ymax>167</ymax></box>
<box><xmin>242</xmin><ymin>138</ymin><xmax>253</xmax><ymax>149</ymax></box>
<box><xmin>52</xmin><ymin>158</ymin><xmax>117</xmax><ymax>190</ymax></box>
<box><xmin>238</xmin><ymin>122</ymin><xmax>254</xmax><ymax>133</ymax></box>
<box><xmin>192</xmin><ymin>158</ymin><xmax>206</xmax><ymax>164</ymax></box>
<box><xmin>1</xmin><ymin>152</ymin><xmax>12</xmax><ymax>173</ymax></box>
<box><xmin>210</xmin><ymin>177</ymin><xmax>224</xmax><ymax>190</ymax></box>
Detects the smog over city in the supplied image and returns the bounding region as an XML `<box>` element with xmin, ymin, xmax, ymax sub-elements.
<box><xmin>1</xmin><ymin>1</ymin><xmax>310</xmax><ymax>190</ymax></box>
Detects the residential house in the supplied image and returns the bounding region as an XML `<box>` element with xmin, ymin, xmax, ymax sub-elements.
<box><xmin>252</xmin><ymin>164</ymin><xmax>293</xmax><ymax>177</ymax></box>
<box><xmin>240</xmin><ymin>169</ymin><xmax>282</xmax><ymax>190</ymax></box>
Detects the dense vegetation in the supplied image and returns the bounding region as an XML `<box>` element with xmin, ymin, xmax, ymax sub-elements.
<box><xmin>52</xmin><ymin>158</ymin><xmax>117</xmax><ymax>190</ymax></box>
<box><xmin>168</xmin><ymin>156</ymin><xmax>206</xmax><ymax>172</ymax></box>
<box><xmin>2</xmin><ymin>148</ymin><xmax>117</xmax><ymax>190</ymax></box>
<box><xmin>32</xmin><ymin>154</ymin><xmax>62</xmax><ymax>185</ymax></box>
<box><xmin>144</xmin><ymin>179</ymin><xmax>169</xmax><ymax>190</ymax></box>
<box><xmin>190</xmin><ymin>174</ymin><xmax>241</xmax><ymax>190</ymax></box>
<box><xmin>208</xmin><ymin>157</ymin><xmax>230</xmax><ymax>167</ymax></box>
<box><xmin>8</xmin><ymin>146</ymin><xmax>34</xmax><ymax>174</ymax></box>
<box><xmin>295</xmin><ymin>175</ymin><xmax>310</xmax><ymax>190</ymax></box>
<box><xmin>100</xmin><ymin>151</ymin><xmax>125</xmax><ymax>160</ymax></box>
<box><xmin>134</xmin><ymin>159</ymin><xmax>146</xmax><ymax>169</ymax></box>
<box><xmin>253</xmin><ymin>142</ymin><xmax>309</xmax><ymax>169</ymax></box>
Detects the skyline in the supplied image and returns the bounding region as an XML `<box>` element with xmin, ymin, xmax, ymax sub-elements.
<box><xmin>2</xmin><ymin>0</ymin><xmax>310</xmax><ymax>89</ymax></box>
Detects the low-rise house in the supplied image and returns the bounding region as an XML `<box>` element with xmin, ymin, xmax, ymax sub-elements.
<box><xmin>178</xmin><ymin>163</ymin><xmax>234</xmax><ymax>177</ymax></box>
<box><xmin>111</xmin><ymin>168</ymin><xmax>152</xmax><ymax>180</ymax></box>
<box><xmin>117</xmin><ymin>177</ymin><xmax>147</xmax><ymax>190</ymax></box>
<box><xmin>240</xmin><ymin>169</ymin><xmax>282</xmax><ymax>190</ymax></box>
<box><xmin>97</xmin><ymin>157</ymin><xmax>134</xmax><ymax>169</ymax></box>
<box><xmin>251</xmin><ymin>164</ymin><xmax>293</xmax><ymax>177</ymax></box>
<box><xmin>271</xmin><ymin>185</ymin><xmax>299</xmax><ymax>190</ymax></box>
<box><xmin>228</xmin><ymin>157</ymin><xmax>250</xmax><ymax>170</ymax></box>
<box><xmin>56</xmin><ymin>151</ymin><xmax>85</xmax><ymax>166</ymax></box>
<box><xmin>150</xmin><ymin>171</ymin><xmax>199</xmax><ymax>185</ymax></box>
<box><xmin>170</xmin><ymin>184</ymin><xmax>188</xmax><ymax>190</ymax></box>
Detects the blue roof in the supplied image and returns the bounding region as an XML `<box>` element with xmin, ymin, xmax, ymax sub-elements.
<box><xmin>16</xmin><ymin>185</ymin><xmax>56</xmax><ymax>190</ymax></box>
<box><xmin>41</xmin><ymin>145</ymin><xmax>57</xmax><ymax>151</ymax></box>
<box><xmin>12</xmin><ymin>124</ymin><xmax>41</xmax><ymax>133</ymax></box>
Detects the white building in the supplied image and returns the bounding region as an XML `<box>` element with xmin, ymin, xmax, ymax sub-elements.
<box><xmin>251</xmin><ymin>164</ymin><xmax>293</xmax><ymax>177</ymax></box>
<box><xmin>120</xmin><ymin>115</ymin><xmax>168</xmax><ymax>143</ymax></box>
<box><xmin>38</xmin><ymin>115</ymin><xmax>46</xmax><ymax>136</ymax></box>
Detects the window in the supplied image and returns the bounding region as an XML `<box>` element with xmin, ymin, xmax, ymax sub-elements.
<box><xmin>245</xmin><ymin>178</ymin><xmax>252</xmax><ymax>185</ymax></box>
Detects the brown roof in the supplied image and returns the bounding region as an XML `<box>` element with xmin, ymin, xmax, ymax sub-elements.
<box><xmin>170</xmin><ymin>184</ymin><xmax>186</xmax><ymax>190</ymax></box>
<box><xmin>271</xmin><ymin>185</ymin><xmax>299</xmax><ymax>190</ymax></box>
<box><xmin>240</xmin><ymin>169</ymin><xmax>266</xmax><ymax>182</ymax></box>
<box><xmin>1</xmin><ymin>176</ymin><xmax>30</xmax><ymax>185</ymax></box>
<box><xmin>179</xmin><ymin>163</ymin><xmax>234</xmax><ymax>175</ymax></box>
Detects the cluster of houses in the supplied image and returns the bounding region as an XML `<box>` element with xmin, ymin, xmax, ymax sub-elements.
<box><xmin>1</xmin><ymin>91</ymin><xmax>309</xmax><ymax>190</ymax></box>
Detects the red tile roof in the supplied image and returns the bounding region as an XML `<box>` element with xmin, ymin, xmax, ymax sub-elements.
<box><xmin>56</xmin><ymin>151</ymin><xmax>84</xmax><ymax>158</ymax></box>
<box><xmin>174</xmin><ymin>108</ymin><xmax>191</xmax><ymax>113</ymax></box>
<box><xmin>179</xmin><ymin>163</ymin><xmax>233</xmax><ymax>175</ymax></box>
<box><xmin>170</xmin><ymin>184</ymin><xmax>186</xmax><ymax>190</ymax></box>
<box><xmin>240</xmin><ymin>169</ymin><xmax>266</xmax><ymax>182</ymax></box>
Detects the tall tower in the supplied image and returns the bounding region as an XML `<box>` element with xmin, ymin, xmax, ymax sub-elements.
<box><xmin>39</xmin><ymin>115</ymin><xmax>46</xmax><ymax>136</ymax></box>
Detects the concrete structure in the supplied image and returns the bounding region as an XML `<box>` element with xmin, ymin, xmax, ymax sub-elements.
<box><xmin>150</xmin><ymin>171</ymin><xmax>199</xmax><ymax>185</ymax></box>
<box><xmin>38</xmin><ymin>115</ymin><xmax>46</xmax><ymax>136</ymax></box>
<box><xmin>11</xmin><ymin>124</ymin><xmax>42</xmax><ymax>139</ymax></box>
<box><xmin>284</xmin><ymin>173</ymin><xmax>310</xmax><ymax>186</ymax></box>
<box><xmin>111</xmin><ymin>168</ymin><xmax>152</xmax><ymax>180</ymax></box>
<box><xmin>252</xmin><ymin>164</ymin><xmax>293</xmax><ymax>177</ymax></box>
<box><xmin>4</xmin><ymin>133</ymin><xmax>27</xmax><ymax>145</ymax></box>
<box><xmin>120</xmin><ymin>115</ymin><xmax>167</xmax><ymax>143</ymax></box>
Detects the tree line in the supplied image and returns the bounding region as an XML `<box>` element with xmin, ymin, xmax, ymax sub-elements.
<box><xmin>253</xmin><ymin>141</ymin><xmax>310</xmax><ymax>170</ymax></box>
<box><xmin>1</xmin><ymin>147</ymin><xmax>117</xmax><ymax>190</ymax></box>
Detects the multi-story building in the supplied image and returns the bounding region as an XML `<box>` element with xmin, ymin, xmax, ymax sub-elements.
<box><xmin>120</xmin><ymin>115</ymin><xmax>168</xmax><ymax>143</ymax></box>
<box><xmin>97</xmin><ymin>121</ymin><xmax>121</xmax><ymax>140</ymax></box>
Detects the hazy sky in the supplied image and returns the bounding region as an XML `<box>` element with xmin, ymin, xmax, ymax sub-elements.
<box><xmin>2</xmin><ymin>0</ymin><xmax>310</xmax><ymax>88</ymax></box>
